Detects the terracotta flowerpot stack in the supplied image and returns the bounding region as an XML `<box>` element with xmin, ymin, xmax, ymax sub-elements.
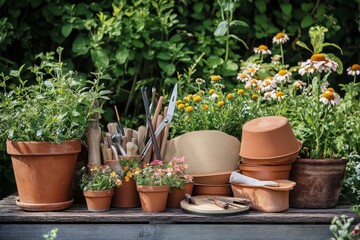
<box><xmin>239</xmin><ymin>116</ymin><xmax>302</xmax><ymax>180</ymax></box>
<box><xmin>191</xmin><ymin>171</ymin><xmax>236</xmax><ymax>196</ymax></box>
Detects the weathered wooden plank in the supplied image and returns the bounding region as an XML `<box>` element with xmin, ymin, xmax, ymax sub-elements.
<box><xmin>0</xmin><ymin>223</ymin><xmax>335</xmax><ymax>240</ymax></box>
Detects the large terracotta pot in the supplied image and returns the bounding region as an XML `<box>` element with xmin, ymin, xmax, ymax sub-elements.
<box><xmin>289</xmin><ymin>158</ymin><xmax>348</xmax><ymax>208</ymax></box>
<box><xmin>137</xmin><ymin>185</ymin><xmax>170</xmax><ymax>212</ymax></box>
<box><xmin>112</xmin><ymin>178</ymin><xmax>140</xmax><ymax>208</ymax></box>
<box><xmin>239</xmin><ymin>163</ymin><xmax>292</xmax><ymax>180</ymax></box>
<box><xmin>7</xmin><ymin>140</ymin><xmax>81</xmax><ymax>211</ymax></box>
<box><xmin>166</xmin><ymin>182</ymin><xmax>194</xmax><ymax>208</ymax></box>
<box><xmin>83</xmin><ymin>189</ymin><xmax>114</xmax><ymax>212</ymax></box>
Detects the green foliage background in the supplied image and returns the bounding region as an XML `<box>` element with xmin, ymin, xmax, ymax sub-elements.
<box><xmin>0</xmin><ymin>0</ymin><xmax>359</xmax><ymax>199</ymax></box>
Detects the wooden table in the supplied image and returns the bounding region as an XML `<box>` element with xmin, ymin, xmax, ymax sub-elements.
<box><xmin>0</xmin><ymin>194</ymin><xmax>358</xmax><ymax>240</ymax></box>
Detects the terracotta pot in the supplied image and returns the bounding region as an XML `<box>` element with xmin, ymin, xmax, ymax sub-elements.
<box><xmin>239</xmin><ymin>164</ymin><xmax>292</xmax><ymax>180</ymax></box>
<box><xmin>83</xmin><ymin>189</ymin><xmax>114</xmax><ymax>212</ymax></box>
<box><xmin>240</xmin><ymin>116</ymin><xmax>300</xmax><ymax>159</ymax></box>
<box><xmin>289</xmin><ymin>158</ymin><xmax>348</xmax><ymax>208</ymax></box>
<box><xmin>231</xmin><ymin>180</ymin><xmax>296</xmax><ymax>212</ymax></box>
<box><xmin>7</xmin><ymin>140</ymin><xmax>81</xmax><ymax>211</ymax></box>
<box><xmin>137</xmin><ymin>185</ymin><xmax>170</xmax><ymax>212</ymax></box>
<box><xmin>166</xmin><ymin>182</ymin><xmax>194</xmax><ymax>208</ymax></box>
<box><xmin>193</xmin><ymin>183</ymin><xmax>233</xmax><ymax>196</ymax></box>
<box><xmin>111</xmin><ymin>178</ymin><xmax>140</xmax><ymax>208</ymax></box>
<box><xmin>192</xmin><ymin>170</ymin><xmax>238</xmax><ymax>184</ymax></box>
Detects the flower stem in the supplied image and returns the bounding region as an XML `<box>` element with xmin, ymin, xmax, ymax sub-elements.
<box><xmin>280</xmin><ymin>43</ymin><xmax>284</xmax><ymax>65</ymax></box>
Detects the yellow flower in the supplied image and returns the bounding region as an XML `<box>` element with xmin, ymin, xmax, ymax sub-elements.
<box><xmin>211</xmin><ymin>75</ymin><xmax>222</xmax><ymax>81</ymax></box>
<box><xmin>198</xmin><ymin>90</ymin><xmax>205</xmax><ymax>95</ymax></box>
<box><xmin>185</xmin><ymin>103</ymin><xmax>189</xmax><ymax>107</ymax></box>
<box><xmin>252</xmin><ymin>94</ymin><xmax>259</xmax><ymax>100</ymax></box>
<box><xmin>176</xmin><ymin>100</ymin><xmax>183</xmax><ymax>105</ymax></box>
<box><xmin>183</xmin><ymin>97</ymin><xmax>190</xmax><ymax>102</ymax></box>
<box><xmin>202</xmin><ymin>105</ymin><xmax>209</xmax><ymax>111</ymax></box>
<box><xmin>226</xmin><ymin>93</ymin><xmax>234</xmax><ymax>100</ymax></box>
<box><xmin>185</xmin><ymin>106</ymin><xmax>194</xmax><ymax>112</ymax></box>
<box><xmin>187</xmin><ymin>94</ymin><xmax>193</xmax><ymax>98</ymax></box>
<box><xmin>124</xmin><ymin>176</ymin><xmax>130</xmax><ymax>182</ymax></box>
<box><xmin>237</xmin><ymin>89</ymin><xmax>244</xmax><ymax>94</ymax></box>
<box><xmin>110</xmin><ymin>171</ymin><xmax>116</xmax><ymax>177</ymax></box>
<box><xmin>209</xmin><ymin>89</ymin><xmax>215</xmax><ymax>94</ymax></box>
<box><xmin>115</xmin><ymin>179</ymin><xmax>122</xmax><ymax>186</ymax></box>
<box><xmin>217</xmin><ymin>101</ymin><xmax>225</xmax><ymax>107</ymax></box>
<box><xmin>193</xmin><ymin>95</ymin><xmax>202</xmax><ymax>102</ymax></box>
<box><xmin>123</xmin><ymin>165</ymin><xmax>129</xmax><ymax>171</ymax></box>
<box><xmin>177</xmin><ymin>103</ymin><xmax>185</xmax><ymax>110</ymax></box>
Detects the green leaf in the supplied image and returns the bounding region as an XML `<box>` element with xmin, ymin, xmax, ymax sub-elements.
<box><xmin>320</xmin><ymin>43</ymin><xmax>343</xmax><ymax>55</ymax></box>
<box><xmin>132</xmin><ymin>40</ymin><xmax>144</xmax><ymax>48</ymax></box>
<box><xmin>229</xmin><ymin>20</ymin><xmax>249</xmax><ymax>28</ymax></box>
<box><xmin>193</xmin><ymin>2</ymin><xmax>204</xmax><ymax>13</ymax></box>
<box><xmin>300</xmin><ymin>15</ymin><xmax>313</xmax><ymax>28</ymax></box>
<box><xmin>229</xmin><ymin>34</ymin><xmax>248</xmax><ymax>49</ymax></box>
<box><xmin>255</xmin><ymin>0</ymin><xmax>266</xmax><ymax>13</ymax></box>
<box><xmin>225</xmin><ymin>60</ymin><xmax>238</xmax><ymax>71</ymax></box>
<box><xmin>326</xmin><ymin>53</ymin><xmax>343</xmax><ymax>74</ymax></box>
<box><xmin>157</xmin><ymin>52</ymin><xmax>172</xmax><ymax>60</ymax></box>
<box><xmin>301</xmin><ymin>2</ymin><xmax>314</xmax><ymax>12</ymax></box>
<box><xmin>296</xmin><ymin>41</ymin><xmax>313</xmax><ymax>53</ymax></box>
<box><xmin>61</xmin><ymin>24</ymin><xmax>73</xmax><ymax>38</ymax></box>
<box><xmin>158</xmin><ymin>61</ymin><xmax>176</xmax><ymax>76</ymax></box>
<box><xmin>91</xmin><ymin>48</ymin><xmax>109</xmax><ymax>68</ymax></box>
<box><xmin>280</xmin><ymin>3</ymin><xmax>292</xmax><ymax>15</ymax></box>
<box><xmin>115</xmin><ymin>47</ymin><xmax>129</xmax><ymax>64</ymax></box>
<box><xmin>72</xmin><ymin>35</ymin><xmax>90</xmax><ymax>55</ymax></box>
<box><xmin>207</xmin><ymin>56</ymin><xmax>223</xmax><ymax>68</ymax></box>
<box><xmin>143</xmin><ymin>49</ymin><xmax>155</xmax><ymax>60</ymax></box>
<box><xmin>214</xmin><ymin>21</ymin><xmax>228</xmax><ymax>37</ymax></box>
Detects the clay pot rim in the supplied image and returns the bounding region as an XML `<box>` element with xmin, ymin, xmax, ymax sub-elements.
<box><xmin>191</xmin><ymin>170</ymin><xmax>238</xmax><ymax>178</ymax></box>
<box><xmin>231</xmin><ymin>180</ymin><xmax>296</xmax><ymax>191</ymax></box>
<box><xmin>194</xmin><ymin>183</ymin><xmax>231</xmax><ymax>187</ymax></box>
<box><xmin>239</xmin><ymin>164</ymin><xmax>292</xmax><ymax>171</ymax></box>
<box><xmin>240</xmin><ymin>140</ymin><xmax>302</xmax><ymax>159</ymax></box>
<box><xmin>294</xmin><ymin>158</ymin><xmax>349</xmax><ymax>165</ymax></box>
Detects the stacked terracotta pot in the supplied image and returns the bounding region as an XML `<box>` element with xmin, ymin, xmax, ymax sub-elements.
<box><xmin>239</xmin><ymin>116</ymin><xmax>302</xmax><ymax>180</ymax></box>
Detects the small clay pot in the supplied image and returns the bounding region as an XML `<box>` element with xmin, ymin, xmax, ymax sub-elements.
<box><xmin>83</xmin><ymin>189</ymin><xmax>114</xmax><ymax>212</ymax></box>
<box><xmin>239</xmin><ymin>164</ymin><xmax>292</xmax><ymax>180</ymax></box>
<box><xmin>166</xmin><ymin>182</ymin><xmax>194</xmax><ymax>208</ymax></box>
<box><xmin>240</xmin><ymin>116</ymin><xmax>300</xmax><ymax>159</ymax></box>
<box><xmin>112</xmin><ymin>178</ymin><xmax>140</xmax><ymax>208</ymax></box>
<box><xmin>193</xmin><ymin>183</ymin><xmax>233</xmax><ymax>196</ymax></box>
<box><xmin>231</xmin><ymin>180</ymin><xmax>296</xmax><ymax>212</ymax></box>
<box><xmin>137</xmin><ymin>185</ymin><xmax>170</xmax><ymax>212</ymax></box>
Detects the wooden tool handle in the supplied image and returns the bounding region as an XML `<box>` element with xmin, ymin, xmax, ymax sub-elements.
<box><xmin>212</xmin><ymin>198</ymin><xmax>229</xmax><ymax>209</ymax></box>
<box><xmin>185</xmin><ymin>194</ymin><xmax>196</xmax><ymax>205</ymax></box>
<box><xmin>152</xmin><ymin>96</ymin><xmax>164</xmax><ymax>128</ymax></box>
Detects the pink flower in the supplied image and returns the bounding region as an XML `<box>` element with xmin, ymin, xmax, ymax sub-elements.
<box><xmin>150</xmin><ymin>160</ymin><xmax>164</xmax><ymax>166</ymax></box>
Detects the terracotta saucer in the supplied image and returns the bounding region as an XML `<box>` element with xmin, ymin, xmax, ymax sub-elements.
<box><xmin>16</xmin><ymin>198</ymin><xmax>74</xmax><ymax>212</ymax></box>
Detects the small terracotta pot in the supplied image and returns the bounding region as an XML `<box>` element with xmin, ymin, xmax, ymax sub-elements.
<box><xmin>137</xmin><ymin>185</ymin><xmax>170</xmax><ymax>212</ymax></box>
<box><xmin>166</xmin><ymin>182</ymin><xmax>194</xmax><ymax>208</ymax></box>
<box><xmin>289</xmin><ymin>158</ymin><xmax>348</xmax><ymax>208</ymax></box>
<box><xmin>231</xmin><ymin>180</ymin><xmax>296</xmax><ymax>212</ymax></box>
<box><xmin>240</xmin><ymin>116</ymin><xmax>300</xmax><ymax>159</ymax></box>
<box><xmin>112</xmin><ymin>178</ymin><xmax>140</xmax><ymax>208</ymax></box>
<box><xmin>239</xmin><ymin>164</ymin><xmax>292</xmax><ymax>180</ymax></box>
<box><xmin>193</xmin><ymin>183</ymin><xmax>233</xmax><ymax>196</ymax></box>
<box><xmin>83</xmin><ymin>189</ymin><xmax>114</xmax><ymax>212</ymax></box>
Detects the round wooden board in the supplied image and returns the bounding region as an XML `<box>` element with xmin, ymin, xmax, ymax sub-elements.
<box><xmin>180</xmin><ymin>196</ymin><xmax>249</xmax><ymax>216</ymax></box>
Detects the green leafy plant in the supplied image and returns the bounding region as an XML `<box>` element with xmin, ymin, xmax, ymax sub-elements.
<box><xmin>330</xmin><ymin>215</ymin><xmax>360</xmax><ymax>240</ymax></box>
<box><xmin>79</xmin><ymin>164</ymin><xmax>122</xmax><ymax>191</ymax></box>
<box><xmin>0</xmin><ymin>47</ymin><xmax>110</xmax><ymax>143</ymax></box>
<box><xmin>43</xmin><ymin>228</ymin><xmax>58</xmax><ymax>240</ymax></box>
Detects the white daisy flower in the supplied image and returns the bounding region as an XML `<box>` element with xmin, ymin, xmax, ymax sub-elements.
<box><xmin>195</xmin><ymin>78</ymin><xmax>205</xmax><ymax>85</ymax></box>
<box><xmin>293</xmin><ymin>80</ymin><xmax>307</xmax><ymax>89</ymax></box>
<box><xmin>237</xmin><ymin>72</ymin><xmax>252</xmax><ymax>83</ymax></box>
<box><xmin>254</xmin><ymin>45</ymin><xmax>272</xmax><ymax>55</ymax></box>
<box><xmin>347</xmin><ymin>64</ymin><xmax>360</xmax><ymax>76</ymax></box>
<box><xmin>245</xmin><ymin>79</ymin><xmax>262</xmax><ymax>90</ymax></box>
<box><xmin>272</xmin><ymin>32</ymin><xmax>289</xmax><ymax>44</ymax></box>
<box><xmin>262</xmin><ymin>91</ymin><xmax>274</xmax><ymax>101</ymax></box>
<box><xmin>319</xmin><ymin>90</ymin><xmax>340</xmax><ymax>106</ymax></box>
<box><xmin>272</xmin><ymin>91</ymin><xmax>286</xmax><ymax>101</ymax></box>
<box><xmin>274</xmin><ymin>69</ymin><xmax>292</xmax><ymax>83</ymax></box>
<box><xmin>298</xmin><ymin>54</ymin><xmax>338</xmax><ymax>76</ymax></box>
<box><xmin>261</xmin><ymin>77</ymin><xmax>277</xmax><ymax>92</ymax></box>
<box><xmin>245</xmin><ymin>64</ymin><xmax>261</xmax><ymax>76</ymax></box>
<box><xmin>271</xmin><ymin>54</ymin><xmax>282</xmax><ymax>64</ymax></box>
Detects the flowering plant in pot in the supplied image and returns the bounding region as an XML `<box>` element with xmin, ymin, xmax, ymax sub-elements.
<box><xmin>0</xmin><ymin>47</ymin><xmax>111</xmax><ymax>211</ymax></box>
<box><xmin>133</xmin><ymin>160</ymin><xmax>171</xmax><ymax>212</ymax></box>
<box><xmin>166</xmin><ymin>156</ymin><xmax>193</xmax><ymax>208</ymax></box>
<box><xmin>79</xmin><ymin>164</ymin><xmax>122</xmax><ymax>211</ymax></box>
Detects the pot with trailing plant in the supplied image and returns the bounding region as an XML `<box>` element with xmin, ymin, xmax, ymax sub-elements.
<box><xmin>0</xmin><ymin>47</ymin><xmax>110</xmax><ymax>211</ymax></box>
<box><xmin>133</xmin><ymin>160</ymin><xmax>171</xmax><ymax>212</ymax></box>
<box><xmin>79</xmin><ymin>164</ymin><xmax>122</xmax><ymax>211</ymax></box>
<box><xmin>166</xmin><ymin>156</ymin><xmax>194</xmax><ymax>208</ymax></box>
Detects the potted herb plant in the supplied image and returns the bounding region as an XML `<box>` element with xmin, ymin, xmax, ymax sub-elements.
<box><xmin>79</xmin><ymin>164</ymin><xmax>122</xmax><ymax>212</ymax></box>
<box><xmin>0</xmin><ymin>47</ymin><xmax>110</xmax><ymax>211</ymax></box>
<box><xmin>166</xmin><ymin>156</ymin><xmax>193</xmax><ymax>208</ymax></box>
<box><xmin>133</xmin><ymin>160</ymin><xmax>171</xmax><ymax>212</ymax></box>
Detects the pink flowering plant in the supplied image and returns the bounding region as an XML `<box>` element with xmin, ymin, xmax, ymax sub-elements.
<box><xmin>133</xmin><ymin>160</ymin><xmax>171</xmax><ymax>186</ymax></box>
<box><xmin>166</xmin><ymin>156</ymin><xmax>193</xmax><ymax>190</ymax></box>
